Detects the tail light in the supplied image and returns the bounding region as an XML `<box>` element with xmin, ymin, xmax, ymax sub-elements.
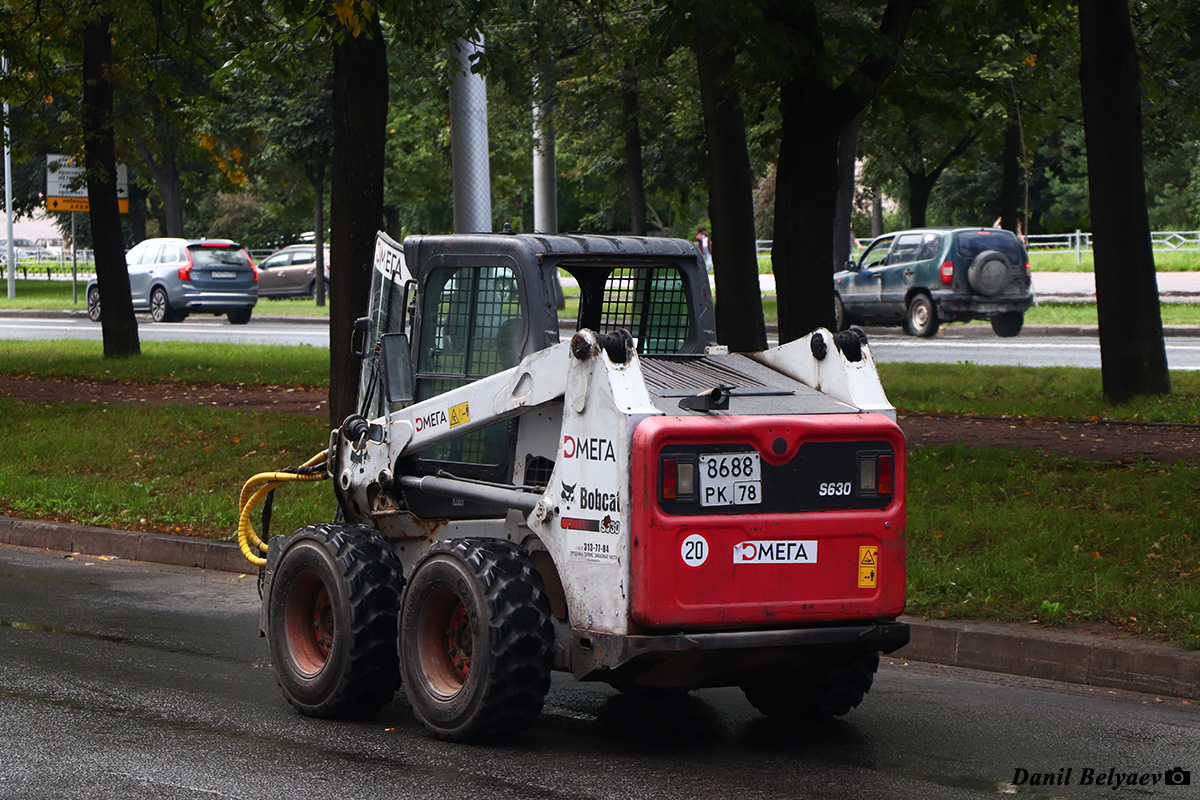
<box><xmin>662</xmin><ymin>458</ymin><xmax>678</xmax><ymax>499</ymax></box>
<box><xmin>178</xmin><ymin>250</ymin><xmax>194</xmax><ymax>281</ymax></box>
<box><xmin>940</xmin><ymin>260</ymin><xmax>954</xmax><ymax>284</ymax></box>
<box><xmin>659</xmin><ymin>457</ymin><xmax>695</xmax><ymax>501</ymax></box>
<box><xmin>1024</xmin><ymin>260</ymin><xmax>1031</xmax><ymax>287</ymax></box>
<box><xmin>877</xmin><ymin>454</ymin><xmax>894</xmax><ymax>495</ymax></box>
<box><xmin>859</xmin><ymin>452</ymin><xmax>893</xmax><ymax>496</ymax></box>
<box><xmin>245</xmin><ymin>251</ymin><xmax>258</xmax><ymax>281</ymax></box>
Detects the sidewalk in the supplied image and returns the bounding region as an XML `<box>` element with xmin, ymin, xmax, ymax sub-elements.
<box><xmin>2</xmin><ymin>515</ymin><xmax>1196</xmax><ymax>701</ymax></box>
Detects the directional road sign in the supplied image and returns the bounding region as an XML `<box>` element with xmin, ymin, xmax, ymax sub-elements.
<box><xmin>46</xmin><ymin>154</ymin><xmax>129</xmax><ymax>214</ymax></box>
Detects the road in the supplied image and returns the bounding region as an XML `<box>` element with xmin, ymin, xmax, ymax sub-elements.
<box><xmin>1</xmin><ymin>546</ymin><xmax>1197</xmax><ymax>799</ymax></box>
<box><xmin>864</xmin><ymin>330</ymin><xmax>1200</xmax><ymax>370</ymax></box>
<box><xmin>3</xmin><ymin>315</ymin><xmax>1200</xmax><ymax>371</ymax></box>
<box><xmin>0</xmin><ymin>314</ymin><xmax>330</xmax><ymax>348</ymax></box>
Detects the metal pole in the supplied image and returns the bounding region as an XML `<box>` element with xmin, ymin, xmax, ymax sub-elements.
<box><xmin>532</xmin><ymin>74</ymin><xmax>557</xmax><ymax>234</ymax></box>
<box><xmin>4</xmin><ymin>56</ymin><xmax>15</xmax><ymax>299</ymax></box>
<box><xmin>449</xmin><ymin>35</ymin><xmax>492</xmax><ymax>233</ymax></box>
<box><xmin>71</xmin><ymin>212</ymin><xmax>77</xmax><ymax>303</ymax></box>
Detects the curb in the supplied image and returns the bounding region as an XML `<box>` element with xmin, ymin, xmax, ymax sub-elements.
<box><xmin>2</xmin><ymin>516</ymin><xmax>1197</xmax><ymax>701</ymax></box>
<box><xmin>0</xmin><ymin>516</ymin><xmax>250</xmax><ymax>575</ymax></box>
<box><xmin>894</xmin><ymin>616</ymin><xmax>1199</xmax><ymax>701</ymax></box>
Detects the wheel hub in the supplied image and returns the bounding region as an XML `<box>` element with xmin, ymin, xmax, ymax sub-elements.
<box><xmin>444</xmin><ymin>601</ymin><xmax>472</xmax><ymax>680</ymax></box>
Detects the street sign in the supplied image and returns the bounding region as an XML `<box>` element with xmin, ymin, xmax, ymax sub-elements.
<box><xmin>45</xmin><ymin>154</ymin><xmax>129</xmax><ymax>214</ymax></box>
<box><xmin>46</xmin><ymin>196</ymin><xmax>130</xmax><ymax>214</ymax></box>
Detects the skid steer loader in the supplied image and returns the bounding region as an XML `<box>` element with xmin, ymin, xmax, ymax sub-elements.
<box><xmin>239</xmin><ymin>231</ymin><xmax>909</xmax><ymax>741</ymax></box>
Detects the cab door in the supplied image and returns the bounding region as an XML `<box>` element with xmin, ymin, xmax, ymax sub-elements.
<box><xmin>405</xmin><ymin>260</ymin><xmax>525</xmax><ymax>517</ymax></box>
<box><xmin>878</xmin><ymin>232</ymin><xmax>934</xmax><ymax>314</ymax></box>
<box><xmin>838</xmin><ymin>235</ymin><xmax>893</xmax><ymax>317</ymax></box>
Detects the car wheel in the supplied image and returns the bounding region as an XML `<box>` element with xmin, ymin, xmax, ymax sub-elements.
<box><xmin>309</xmin><ymin>279</ymin><xmax>331</xmax><ymax>301</ymax></box>
<box><xmin>227</xmin><ymin>308</ymin><xmax>252</xmax><ymax>325</ymax></box>
<box><xmin>266</xmin><ymin>524</ymin><xmax>404</xmax><ymax>718</ymax></box>
<box><xmin>400</xmin><ymin>539</ymin><xmax>554</xmax><ymax>741</ymax></box>
<box><xmin>905</xmin><ymin>294</ymin><xmax>939</xmax><ymax>338</ymax></box>
<box><xmin>991</xmin><ymin>311</ymin><xmax>1024</xmax><ymax>338</ymax></box>
<box><xmin>86</xmin><ymin>286</ymin><xmax>101</xmax><ymax>322</ymax></box>
<box><xmin>833</xmin><ymin>294</ymin><xmax>846</xmax><ymax>332</ymax></box>
<box><xmin>967</xmin><ymin>250</ymin><xmax>1015</xmax><ymax>296</ymax></box>
<box><xmin>742</xmin><ymin>652</ymin><xmax>880</xmax><ymax>720</ymax></box>
<box><xmin>149</xmin><ymin>287</ymin><xmax>176</xmax><ymax>322</ymax></box>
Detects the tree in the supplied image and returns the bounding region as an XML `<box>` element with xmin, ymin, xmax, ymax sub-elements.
<box><xmin>771</xmin><ymin>0</ymin><xmax>917</xmax><ymax>344</ymax></box>
<box><xmin>694</xmin><ymin>30</ymin><xmax>766</xmax><ymax>351</ymax></box>
<box><xmin>82</xmin><ymin>9</ymin><xmax>140</xmax><ymax>358</ymax></box>
<box><xmin>328</xmin><ymin>9</ymin><xmax>388</xmax><ymax>426</ymax></box>
<box><xmin>1079</xmin><ymin>1</ymin><xmax>1169</xmax><ymax>403</ymax></box>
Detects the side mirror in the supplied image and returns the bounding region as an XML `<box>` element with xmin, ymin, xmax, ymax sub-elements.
<box><xmin>351</xmin><ymin>316</ymin><xmax>371</xmax><ymax>359</ymax></box>
<box><xmin>845</xmin><ymin>260</ymin><xmax>859</xmax><ymax>272</ymax></box>
<box><xmin>379</xmin><ymin>332</ymin><xmax>414</xmax><ymax>404</ymax></box>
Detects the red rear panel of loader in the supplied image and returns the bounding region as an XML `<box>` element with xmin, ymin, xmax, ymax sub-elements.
<box><xmin>629</xmin><ymin>414</ymin><xmax>906</xmax><ymax>630</ymax></box>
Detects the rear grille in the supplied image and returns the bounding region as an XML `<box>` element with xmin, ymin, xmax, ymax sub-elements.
<box><xmin>639</xmin><ymin>357</ymin><xmax>767</xmax><ymax>394</ymax></box>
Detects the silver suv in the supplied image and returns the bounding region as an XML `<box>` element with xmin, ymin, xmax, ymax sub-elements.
<box><xmin>87</xmin><ymin>238</ymin><xmax>258</xmax><ymax>324</ymax></box>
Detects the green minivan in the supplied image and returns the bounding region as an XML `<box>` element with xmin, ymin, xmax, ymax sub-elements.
<box><xmin>834</xmin><ymin>227</ymin><xmax>1033</xmax><ymax>338</ymax></box>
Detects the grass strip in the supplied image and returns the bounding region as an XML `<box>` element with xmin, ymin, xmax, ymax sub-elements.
<box><xmin>0</xmin><ymin>397</ymin><xmax>333</xmax><ymax>545</ymax></box>
<box><xmin>0</xmin><ymin>339</ymin><xmax>329</xmax><ymax>388</ymax></box>
<box><xmin>877</xmin><ymin>363</ymin><xmax>1200</xmax><ymax>423</ymax></box>
<box><xmin>908</xmin><ymin>441</ymin><xmax>1200</xmax><ymax>648</ymax></box>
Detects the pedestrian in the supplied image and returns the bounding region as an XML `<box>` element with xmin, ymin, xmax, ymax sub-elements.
<box><xmin>695</xmin><ymin>226</ymin><xmax>713</xmax><ymax>270</ymax></box>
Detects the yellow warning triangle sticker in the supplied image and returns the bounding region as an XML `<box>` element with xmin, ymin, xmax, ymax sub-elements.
<box><xmin>860</xmin><ymin>548</ymin><xmax>877</xmax><ymax>566</ymax></box>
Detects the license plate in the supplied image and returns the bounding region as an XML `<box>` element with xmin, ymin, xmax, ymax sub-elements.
<box><xmin>699</xmin><ymin>452</ymin><xmax>761</xmax><ymax>507</ymax></box>
<box><xmin>212</xmin><ymin>270</ymin><xmax>236</xmax><ymax>278</ymax></box>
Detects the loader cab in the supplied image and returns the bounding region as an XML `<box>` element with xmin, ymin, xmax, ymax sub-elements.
<box><xmin>356</xmin><ymin>231</ymin><xmax>716</xmax><ymax>518</ymax></box>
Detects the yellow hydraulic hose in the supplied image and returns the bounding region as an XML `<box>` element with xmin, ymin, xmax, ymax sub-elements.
<box><xmin>237</xmin><ymin>450</ymin><xmax>329</xmax><ymax>567</ymax></box>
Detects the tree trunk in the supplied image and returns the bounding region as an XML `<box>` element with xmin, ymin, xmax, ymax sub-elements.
<box><xmin>999</xmin><ymin>123</ymin><xmax>1022</xmax><ymax>233</ymax></box>
<box><xmin>83</xmin><ymin>13</ymin><xmax>140</xmax><ymax>359</ymax></box>
<box><xmin>773</xmin><ymin>76</ymin><xmax>841</xmax><ymax>343</ymax></box>
<box><xmin>1079</xmin><ymin>1</ymin><xmax>1169</xmax><ymax>403</ymax></box>
<box><xmin>129</xmin><ymin>172</ymin><xmax>148</xmax><ymax>243</ymax></box>
<box><xmin>906</xmin><ymin>169</ymin><xmax>933</xmax><ymax>228</ymax></box>
<box><xmin>133</xmin><ymin>138</ymin><xmax>185</xmax><ymax>237</ymax></box>
<box><xmin>695</xmin><ymin>37</ymin><xmax>766</xmax><ymax>353</ymax></box>
<box><xmin>621</xmin><ymin>71</ymin><xmax>647</xmax><ymax>237</ymax></box>
<box><xmin>769</xmin><ymin>0</ymin><xmax>916</xmax><ymax>344</ymax></box>
<box><xmin>329</xmin><ymin>18</ymin><xmax>388</xmax><ymax>425</ymax></box>
<box><xmin>832</xmin><ymin>116</ymin><xmax>860</xmax><ymax>270</ymax></box>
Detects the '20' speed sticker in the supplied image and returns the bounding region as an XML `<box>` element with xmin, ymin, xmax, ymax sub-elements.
<box><xmin>681</xmin><ymin>533</ymin><xmax>709</xmax><ymax>567</ymax></box>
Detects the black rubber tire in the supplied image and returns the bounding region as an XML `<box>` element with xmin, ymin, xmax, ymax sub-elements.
<box><xmin>833</xmin><ymin>294</ymin><xmax>846</xmax><ymax>332</ymax></box>
<box><xmin>905</xmin><ymin>293</ymin><xmax>939</xmax><ymax>338</ymax></box>
<box><xmin>967</xmin><ymin>250</ymin><xmax>1014</xmax><ymax>296</ymax></box>
<box><xmin>227</xmin><ymin>307</ymin><xmax>252</xmax><ymax>325</ymax></box>
<box><xmin>991</xmin><ymin>311</ymin><xmax>1024</xmax><ymax>338</ymax></box>
<box><xmin>267</xmin><ymin>523</ymin><xmax>404</xmax><ymax>718</ymax></box>
<box><xmin>399</xmin><ymin>538</ymin><xmax>554</xmax><ymax>741</ymax></box>
<box><xmin>310</xmin><ymin>279</ymin><xmax>330</xmax><ymax>301</ymax></box>
<box><xmin>149</xmin><ymin>287</ymin><xmax>174</xmax><ymax>322</ymax></box>
<box><xmin>86</xmin><ymin>286</ymin><xmax>101</xmax><ymax>322</ymax></box>
<box><xmin>742</xmin><ymin>651</ymin><xmax>880</xmax><ymax>720</ymax></box>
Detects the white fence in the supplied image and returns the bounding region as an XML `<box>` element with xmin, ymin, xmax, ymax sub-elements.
<box><xmin>757</xmin><ymin>231</ymin><xmax>1200</xmax><ymax>263</ymax></box>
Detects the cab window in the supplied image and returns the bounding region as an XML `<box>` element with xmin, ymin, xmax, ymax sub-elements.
<box><xmin>415</xmin><ymin>265</ymin><xmax>523</xmax><ymax>466</ymax></box>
